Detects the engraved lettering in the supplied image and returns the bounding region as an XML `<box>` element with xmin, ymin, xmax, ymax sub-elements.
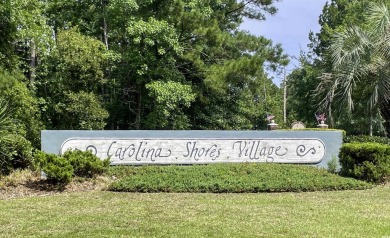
<box><xmin>275</xmin><ymin>146</ymin><xmax>288</xmax><ymax>156</ymax></box>
<box><xmin>107</xmin><ymin>141</ymin><xmax>116</xmax><ymax>157</ymax></box>
<box><xmin>296</xmin><ymin>145</ymin><xmax>316</xmax><ymax>157</ymax></box>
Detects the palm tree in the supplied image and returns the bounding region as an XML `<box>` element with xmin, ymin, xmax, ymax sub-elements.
<box><xmin>317</xmin><ymin>2</ymin><xmax>390</xmax><ymax>135</ymax></box>
<box><xmin>0</xmin><ymin>99</ymin><xmax>17</xmax><ymax>173</ymax></box>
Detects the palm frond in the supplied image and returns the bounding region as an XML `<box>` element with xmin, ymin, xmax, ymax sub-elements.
<box><xmin>0</xmin><ymin>99</ymin><xmax>16</xmax><ymax>135</ymax></box>
<box><xmin>367</xmin><ymin>2</ymin><xmax>390</xmax><ymax>61</ymax></box>
<box><xmin>377</xmin><ymin>69</ymin><xmax>390</xmax><ymax>102</ymax></box>
<box><xmin>321</xmin><ymin>2</ymin><xmax>390</xmax><ymax>126</ymax></box>
<box><xmin>330</xmin><ymin>26</ymin><xmax>370</xmax><ymax>70</ymax></box>
<box><xmin>367</xmin><ymin>2</ymin><xmax>390</xmax><ymax>36</ymax></box>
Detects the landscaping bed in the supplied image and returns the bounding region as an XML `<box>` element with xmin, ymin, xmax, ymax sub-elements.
<box><xmin>108</xmin><ymin>163</ymin><xmax>372</xmax><ymax>193</ymax></box>
<box><xmin>1</xmin><ymin>163</ymin><xmax>373</xmax><ymax>199</ymax></box>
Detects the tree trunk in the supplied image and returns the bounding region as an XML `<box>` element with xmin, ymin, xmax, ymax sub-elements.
<box><xmin>103</xmin><ymin>17</ymin><xmax>108</xmax><ymax>50</ymax></box>
<box><xmin>29</xmin><ymin>40</ymin><xmax>36</xmax><ymax>84</ymax></box>
<box><xmin>380</xmin><ymin>101</ymin><xmax>390</xmax><ymax>137</ymax></box>
<box><xmin>102</xmin><ymin>0</ymin><xmax>109</xmax><ymax>50</ymax></box>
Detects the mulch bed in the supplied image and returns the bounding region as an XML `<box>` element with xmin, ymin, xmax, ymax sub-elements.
<box><xmin>0</xmin><ymin>176</ymin><xmax>111</xmax><ymax>200</ymax></box>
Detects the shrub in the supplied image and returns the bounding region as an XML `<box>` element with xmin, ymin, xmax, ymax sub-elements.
<box><xmin>339</xmin><ymin>143</ymin><xmax>390</xmax><ymax>183</ymax></box>
<box><xmin>0</xmin><ymin>98</ymin><xmax>34</xmax><ymax>175</ymax></box>
<box><xmin>0</xmin><ymin>135</ymin><xmax>34</xmax><ymax>174</ymax></box>
<box><xmin>34</xmin><ymin>152</ymin><xmax>73</xmax><ymax>184</ymax></box>
<box><xmin>34</xmin><ymin>150</ymin><xmax>110</xmax><ymax>184</ymax></box>
<box><xmin>327</xmin><ymin>156</ymin><xmax>339</xmax><ymax>174</ymax></box>
<box><xmin>63</xmin><ymin>150</ymin><xmax>110</xmax><ymax>178</ymax></box>
<box><xmin>343</xmin><ymin>135</ymin><xmax>390</xmax><ymax>144</ymax></box>
<box><xmin>0</xmin><ymin>70</ymin><xmax>44</xmax><ymax>148</ymax></box>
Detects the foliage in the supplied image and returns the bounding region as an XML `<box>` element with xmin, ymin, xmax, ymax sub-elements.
<box><xmin>343</xmin><ymin>135</ymin><xmax>390</xmax><ymax>144</ymax></box>
<box><xmin>37</xmin><ymin>28</ymin><xmax>110</xmax><ymax>130</ymax></box>
<box><xmin>43</xmin><ymin>28</ymin><xmax>109</xmax><ymax>93</ymax></box>
<box><xmin>286</xmin><ymin>0</ymin><xmax>388</xmax><ymax>135</ymax></box>
<box><xmin>286</xmin><ymin>54</ymin><xmax>321</xmax><ymax>128</ymax></box>
<box><xmin>43</xmin><ymin>0</ymin><xmax>287</xmax><ymax>130</ymax></box>
<box><xmin>0</xmin><ymin>96</ymin><xmax>34</xmax><ymax>175</ymax></box>
<box><xmin>34</xmin><ymin>152</ymin><xmax>74</xmax><ymax>184</ymax></box>
<box><xmin>53</xmin><ymin>91</ymin><xmax>109</xmax><ymax>130</ymax></box>
<box><xmin>189</xmin><ymin>31</ymin><xmax>287</xmax><ymax>130</ymax></box>
<box><xmin>318</xmin><ymin>2</ymin><xmax>390</xmax><ymax>108</ymax></box>
<box><xmin>0</xmin><ymin>70</ymin><xmax>37</xmax><ymax>174</ymax></box>
<box><xmin>35</xmin><ymin>150</ymin><xmax>111</xmax><ymax>183</ymax></box>
<box><xmin>145</xmin><ymin>81</ymin><xmax>195</xmax><ymax>129</ymax></box>
<box><xmin>108</xmin><ymin>163</ymin><xmax>371</xmax><ymax>193</ymax></box>
<box><xmin>63</xmin><ymin>150</ymin><xmax>110</xmax><ymax>178</ymax></box>
<box><xmin>339</xmin><ymin>143</ymin><xmax>390</xmax><ymax>183</ymax></box>
<box><xmin>327</xmin><ymin>155</ymin><xmax>339</xmax><ymax>174</ymax></box>
<box><xmin>0</xmin><ymin>69</ymin><xmax>43</xmax><ymax>147</ymax></box>
<box><xmin>0</xmin><ymin>1</ymin><xmax>17</xmax><ymax>70</ymax></box>
<box><xmin>7</xmin><ymin>0</ymin><xmax>53</xmax><ymax>80</ymax></box>
<box><xmin>309</xmin><ymin>0</ymin><xmax>375</xmax><ymax>58</ymax></box>
<box><xmin>313</xmin><ymin>1</ymin><xmax>390</xmax><ymax>135</ymax></box>
<box><xmin>1</xmin><ymin>0</ymin><xmax>288</xmax><ymax>133</ymax></box>
<box><xmin>0</xmin><ymin>135</ymin><xmax>34</xmax><ymax>176</ymax></box>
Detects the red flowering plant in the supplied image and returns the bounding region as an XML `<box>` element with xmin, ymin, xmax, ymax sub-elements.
<box><xmin>266</xmin><ymin>114</ymin><xmax>275</xmax><ymax>123</ymax></box>
<box><xmin>315</xmin><ymin>113</ymin><xmax>326</xmax><ymax>124</ymax></box>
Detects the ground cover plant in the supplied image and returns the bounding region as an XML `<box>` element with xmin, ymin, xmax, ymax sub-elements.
<box><xmin>108</xmin><ymin>163</ymin><xmax>372</xmax><ymax>193</ymax></box>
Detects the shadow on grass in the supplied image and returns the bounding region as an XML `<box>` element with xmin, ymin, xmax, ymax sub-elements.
<box><xmin>24</xmin><ymin>179</ymin><xmax>67</xmax><ymax>192</ymax></box>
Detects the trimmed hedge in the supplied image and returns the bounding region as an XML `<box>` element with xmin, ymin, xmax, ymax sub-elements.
<box><xmin>339</xmin><ymin>143</ymin><xmax>390</xmax><ymax>183</ymax></box>
<box><xmin>343</xmin><ymin>135</ymin><xmax>390</xmax><ymax>144</ymax></box>
<box><xmin>108</xmin><ymin>163</ymin><xmax>371</xmax><ymax>193</ymax></box>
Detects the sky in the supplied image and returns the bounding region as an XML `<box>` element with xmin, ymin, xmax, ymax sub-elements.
<box><xmin>240</xmin><ymin>0</ymin><xmax>328</xmax><ymax>85</ymax></box>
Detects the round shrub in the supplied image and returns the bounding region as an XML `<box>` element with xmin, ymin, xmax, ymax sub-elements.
<box><xmin>63</xmin><ymin>150</ymin><xmax>110</xmax><ymax>178</ymax></box>
<box><xmin>0</xmin><ymin>134</ymin><xmax>34</xmax><ymax>175</ymax></box>
<box><xmin>34</xmin><ymin>151</ymin><xmax>74</xmax><ymax>184</ymax></box>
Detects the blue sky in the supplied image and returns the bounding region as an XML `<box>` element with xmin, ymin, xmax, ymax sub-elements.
<box><xmin>240</xmin><ymin>0</ymin><xmax>328</xmax><ymax>85</ymax></box>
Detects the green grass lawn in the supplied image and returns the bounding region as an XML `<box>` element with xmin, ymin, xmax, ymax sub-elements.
<box><xmin>0</xmin><ymin>185</ymin><xmax>389</xmax><ymax>237</ymax></box>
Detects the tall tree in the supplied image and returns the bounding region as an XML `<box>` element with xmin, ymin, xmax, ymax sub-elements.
<box><xmin>10</xmin><ymin>0</ymin><xmax>52</xmax><ymax>83</ymax></box>
<box><xmin>317</xmin><ymin>2</ymin><xmax>390</xmax><ymax>135</ymax></box>
<box><xmin>44</xmin><ymin>0</ymin><xmax>287</xmax><ymax>130</ymax></box>
<box><xmin>0</xmin><ymin>0</ymin><xmax>17</xmax><ymax>71</ymax></box>
<box><xmin>286</xmin><ymin>53</ymin><xmax>320</xmax><ymax>127</ymax></box>
<box><xmin>37</xmin><ymin>28</ymin><xmax>109</xmax><ymax>130</ymax></box>
<box><xmin>288</xmin><ymin>0</ymin><xmax>386</xmax><ymax>135</ymax></box>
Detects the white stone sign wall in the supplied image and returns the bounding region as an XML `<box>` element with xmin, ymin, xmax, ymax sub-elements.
<box><xmin>61</xmin><ymin>138</ymin><xmax>325</xmax><ymax>165</ymax></box>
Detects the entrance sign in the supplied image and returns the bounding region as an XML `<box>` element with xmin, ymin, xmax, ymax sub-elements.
<box><xmin>61</xmin><ymin>138</ymin><xmax>325</xmax><ymax>165</ymax></box>
<box><xmin>41</xmin><ymin>130</ymin><xmax>343</xmax><ymax>168</ymax></box>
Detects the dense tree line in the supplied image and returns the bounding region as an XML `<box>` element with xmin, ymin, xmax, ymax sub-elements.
<box><xmin>0</xmin><ymin>0</ymin><xmax>292</xmax><ymax>173</ymax></box>
<box><xmin>2</xmin><ymin>0</ymin><xmax>389</xmax><ymax>142</ymax></box>
<box><xmin>0</xmin><ymin>0</ymin><xmax>288</xmax><ymax>138</ymax></box>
